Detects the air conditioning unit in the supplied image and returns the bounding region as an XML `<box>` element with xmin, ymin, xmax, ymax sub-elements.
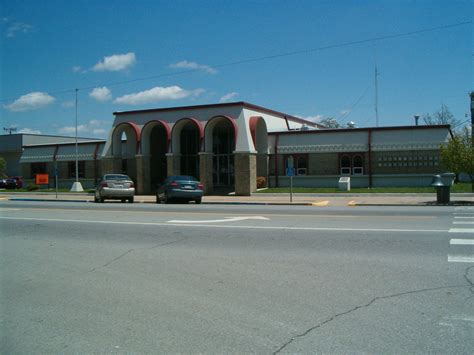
<box><xmin>353</xmin><ymin>167</ymin><xmax>364</xmax><ymax>175</ymax></box>
<box><xmin>340</xmin><ymin>167</ymin><xmax>351</xmax><ymax>175</ymax></box>
<box><xmin>297</xmin><ymin>168</ymin><xmax>307</xmax><ymax>175</ymax></box>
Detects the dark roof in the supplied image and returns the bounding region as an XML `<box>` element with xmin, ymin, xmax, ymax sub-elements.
<box><xmin>113</xmin><ymin>101</ymin><xmax>323</xmax><ymax>127</ymax></box>
<box><xmin>269</xmin><ymin>124</ymin><xmax>452</xmax><ymax>135</ymax></box>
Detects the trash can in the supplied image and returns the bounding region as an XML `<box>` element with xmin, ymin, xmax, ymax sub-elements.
<box><xmin>431</xmin><ymin>174</ymin><xmax>451</xmax><ymax>204</ymax></box>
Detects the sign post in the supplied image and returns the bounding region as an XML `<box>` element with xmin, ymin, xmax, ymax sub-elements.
<box><xmin>54</xmin><ymin>167</ymin><xmax>59</xmax><ymax>199</ymax></box>
<box><xmin>286</xmin><ymin>155</ymin><xmax>295</xmax><ymax>203</ymax></box>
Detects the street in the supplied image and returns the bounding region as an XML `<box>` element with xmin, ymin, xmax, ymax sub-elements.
<box><xmin>1</xmin><ymin>201</ymin><xmax>473</xmax><ymax>353</ymax></box>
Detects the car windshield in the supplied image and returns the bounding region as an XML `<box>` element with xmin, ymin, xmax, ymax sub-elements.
<box><xmin>105</xmin><ymin>174</ymin><xmax>130</xmax><ymax>181</ymax></box>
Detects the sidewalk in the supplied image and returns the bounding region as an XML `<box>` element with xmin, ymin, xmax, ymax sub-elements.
<box><xmin>1</xmin><ymin>191</ymin><xmax>473</xmax><ymax>206</ymax></box>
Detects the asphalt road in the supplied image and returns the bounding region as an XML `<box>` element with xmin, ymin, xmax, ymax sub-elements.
<box><xmin>1</xmin><ymin>201</ymin><xmax>473</xmax><ymax>353</ymax></box>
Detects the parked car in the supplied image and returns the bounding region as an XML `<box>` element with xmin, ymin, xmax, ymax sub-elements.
<box><xmin>94</xmin><ymin>174</ymin><xmax>135</xmax><ymax>203</ymax></box>
<box><xmin>156</xmin><ymin>175</ymin><xmax>204</xmax><ymax>204</ymax></box>
<box><xmin>5</xmin><ymin>176</ymin><xmax>23</xmax><ymax>189</ymax></box>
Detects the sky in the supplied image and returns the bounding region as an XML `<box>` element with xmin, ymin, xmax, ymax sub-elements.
<box><xmin>0</xmin><ymin>0</ymin><xmax>472</xmax><ymax>138</ymax></box>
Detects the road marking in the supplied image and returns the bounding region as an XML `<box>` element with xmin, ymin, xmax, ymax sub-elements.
<box><xmin>0</xmin><ymin>216</ymin><xmax>450</xmax><ymax>233</ymax></box>
<box><xmin>447</xmin><ymin>255</ymin><xmax>474</xmax><ymax>263</ymax></box>
<box><xmin>311</xmin><ymin>200</ymin><xmax>329</xmax><ymax>206</ymax></box>
<box><xmin>455</xmin><ymin>207</ymin><xmax>474</xmax><ymax>211</ymax></box>
<box><xmin>347</xmin><ymin>200</ymin><xmax>357</xmax><ymax>206</ymax></box>
<box><xmin>450</xmin><ymin>239</ymin><xmax>474</xmax><ymax>245</ymax></box>
<box><xmin>454</xmin><ymin>216</ymin><xmax>474</xmax><ymax>219</ymax></box>
<box><xmin>167</xmin><ymin>216</ymin><xmax>269</xmax><ymax>224</ymax></box>
<box><xmin>453</xmin><ymin>221</ymin><xmax>474</xmax><ymax>225</ymax></box>
<box><xmin>449</xmin><ymin>228</ymin><xmax>474</xmax><ymax>233</ymax></box>
<box><xmin>0</xmin><ymin>208</ymin><xmax>20</xmax><ymax>211</ymax></box>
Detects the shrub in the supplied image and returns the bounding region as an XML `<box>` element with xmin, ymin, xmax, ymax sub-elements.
<box><xmin>256</xmin><ymin>176</ymin><xmax>267</xmax><ymax>189</ymax></box>
<box><xmin>27</xmin><ymin>184</ymin><xmax>39</xmax><ymax>191</ymax></box>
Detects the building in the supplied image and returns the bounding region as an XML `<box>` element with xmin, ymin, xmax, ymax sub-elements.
<box><xmin>2</xmin><ymin>102</ymin><xmax>452</xmax><ymax>194</ymax></box>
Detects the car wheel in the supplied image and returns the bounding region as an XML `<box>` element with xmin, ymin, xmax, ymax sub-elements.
<box><xmin>195</xmin><ymin>198</ymin><xmax>202</xmax><ymax>204</ymax></box>
<box><xmin>163</xmin><ymin>193</ymin><xmax>169</xmax><ymax>204</ymax></box>
<box><xmin>128</xmin><ymin>197</ymin><xmax>134</xmax><ymax>203</ymax></box>
<box><xmin>121</xmin><ymin>199</ymin><xmax>126</xmax><ymax>203</ymax></box>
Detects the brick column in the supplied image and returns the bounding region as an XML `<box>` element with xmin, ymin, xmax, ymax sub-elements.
<box><xmin>234</xmin><ymin>152</ymin><xmax>257</xmax><ymax>196</ymax></box>
<box><xmin>100</xmin><ymin>157</ymin><xmax>122</xmax><ymax>175</ymax></box>
<box><xmin>256</xmin><ymin>153</ymin><xmax>269</xmax><ymax>181</ymax></box>
<box><xmin>199</xmin><ymin>152</ymin><xmax>213</xmax><ymax>194</ymax></box>
<box><xmin>166</xmin><ymin>153</ymin><xmax>181</xmax><ymax>176</ymax></box>
<box><xmin>135</xmin><ymin>154</ymin><xmax>151</xmax><ymax>195</ymax></box>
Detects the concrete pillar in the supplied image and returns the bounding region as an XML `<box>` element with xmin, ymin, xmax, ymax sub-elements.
<box><xmin>101</xmin><ymin>157</ymin><xmax>122</xmax><ymax>175</ymax></box>
<box><xmin>135</xmin><ymin>154</ymin><xmax>151</xmax><ymax>195</ymax></box>
<box><xmin>166</xmin><ymin>153</ymin><xmax>181</xmax><ymax>176</ymax></box>
<box><xmin>199</xmin><ymin>152</ymin><xmax>213</xmax><ymax>194</ymax></box>
<box><xmin>234</xmin><ymin>152</ymin><xmax>257</xmax><ymax>196</ymax></box>
<box><xmin>256</xmin><ymin>153</ymin><xmax>269</xmax><ymax>179</ymax></box>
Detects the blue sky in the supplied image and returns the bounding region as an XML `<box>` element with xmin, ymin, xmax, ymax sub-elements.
<box><xmin>1</xmin><ymin>0</ymin><xmax>472</xmax><ymax>138</ymax></box>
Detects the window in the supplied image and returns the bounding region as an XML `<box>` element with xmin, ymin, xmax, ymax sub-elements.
<box><xmin>340</xmin><ymin>153</ymin><xmax>364</xmax><ymax>175</ymax></box>
<box><xmin>284</xmin><ymin>154</ymin><xmax>308</xmax><ymax>176</ymax></box>
<box><xmin>68</xmin><ymin>161</ymin><xmax>85</xmax><ymax>178</ymax></box>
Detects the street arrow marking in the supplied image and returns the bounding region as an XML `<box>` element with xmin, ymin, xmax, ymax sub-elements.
<box><xmin>167</xmin><ymin>216</ymin><xmax>270</xmax><ymax>224</ymax></box>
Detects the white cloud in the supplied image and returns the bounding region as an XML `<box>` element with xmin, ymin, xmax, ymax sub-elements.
<box><xmin>6</xmin><ymin>22</ymin><xmax>32</xmax><ymax>38</ymax></box>
<box><xmin>61</xmin><ymin>101</ymin><xmax>75</xmax><ymax>108</ymax></box>
<box><xmin>92</xmin><ymin>52</ymin><xmax>136</xmax><ymax>72</ymax></box>
<box><xmin>72</xmin><ymin>66</ymin><xmax>87</xmax><ymax>73</ymax></box>
<box><xmin>219</xmin><ymin>92</ymin><xmax>238</xmax><ymax>102</ymax></box>
<box><xmin>114</xmin><ymin>86</ymin><xmax>205</xmax><ymax>105</ymax></box>
<box><xmin>5</xmin><ymin>92</ymin><xmax>55</xmax><ymax>112</ymax></box>
<box><xmin>57</xmin><ymin>119</ymin><xmax>110</xmax><ymax>137</ymax></box>
<box><xmin>18</xmin><ymin>128</ymin><xmax>42</xmax><ymax>134</ymax></box>
<box><xmin>169</xmin><ymin>60</ymin><xmax>217</xmax><ymax>74</ymax></box>
<box><xmin>89</xmin><ymin>87</ymin><xmax>112</xmax><ymax>102</ymax></box>
<box><xmin>297</xmin><ymin>114</ymin><xmax>324</xmax><ymax>123</ymax></box>
<box><xmin>340</xmin><ymin>109</ymin><xmax>351</xmax><ymax>115</ymax></box>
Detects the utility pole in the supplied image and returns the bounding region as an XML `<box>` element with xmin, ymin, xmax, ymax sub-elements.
<box><xmin>470</xmin><ymin>91</ymin><xmax>474</xmax><ymax>192</ymax></box>
<box><xmin>70</xmin><ymin>88</ymin><xmax>84</xmax><ymax>192</ymax></box>
<box><xmin>374</xmin><ymin>47</ymin><xmax>379</xmax><ymax>127</ymax></box>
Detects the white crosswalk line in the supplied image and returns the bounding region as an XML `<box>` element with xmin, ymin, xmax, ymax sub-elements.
<box><xmin>449</xmin><ymin>228</ymin><xmax>474</xmax><ymax>233</ymax></box>
<box><xmin>453</xmin><ymin>221</ymin><xmax>474</xmax><ymax>225</ymax></box>
<box><xmin>454</xmin><ymin>216</ymin><xmax>474</xmax><ymax>219</ymax></box>
<box><xmin>448</xmin><ymin>255</ymin><xmax>474</xmax><ymax>263</ymax></box>
<box><xmin>450</xmin><ymin>239</ymin><xmax>474</xmax><ymax>245</ymax></box>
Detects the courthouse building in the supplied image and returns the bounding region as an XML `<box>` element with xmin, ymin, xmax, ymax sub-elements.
<box><xmin>3</xmin><ymin>101</ymin><xmax>452</xmax><ymax>195</ymax></box>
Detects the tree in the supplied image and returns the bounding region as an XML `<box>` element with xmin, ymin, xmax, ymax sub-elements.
<box><xmin>0</xmin><ymin>157</ymin><xmax>6</xmax><ymax>178</ymax></box>
<box><xmin>440</xmin><ymin>127</ymin><xmax>474</xmax><ymax>189</ymax></box>
<box><xmin>423</xmin><ymin>104</ymin><xmax>461</xmax><ymax>128</ymax></box>
<box><xmin>319</xmin><ymin>117</ymin><xmax>342</xmax><ymax>128</ymax></box>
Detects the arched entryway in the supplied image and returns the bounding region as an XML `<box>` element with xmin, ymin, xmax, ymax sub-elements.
<box><xmin>111</xmin><ymin>122</ymin><xmax>140</xmax><ymax>180</ymax></box>
<box><xmin>141</xmin><ymin>120</ymin><xmax>170</xmax><ymax>191</ymax></box>
<box><xmin>204</xmin><ymin>115</ymin><xmax>238</xmax><ymax>189</ymax></box>
<box><xmin>171</xmin><ymin>118</ymin><xmax>203</xmax><ymax>179</ymax></box>
<box><xmin>249</xmin><ymin>116</ymin><xmax>269</xmax><ymax>186</ymax></box>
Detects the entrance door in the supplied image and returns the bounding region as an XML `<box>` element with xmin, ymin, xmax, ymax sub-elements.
<box><xmin>212</xmin><ymin>121</ymin><xmax>235</xmax><ymax>187</ymax></box>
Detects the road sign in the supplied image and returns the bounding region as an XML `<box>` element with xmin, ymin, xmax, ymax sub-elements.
<box><xmin>35</xmin><ymin>174</ymin><xmax>49</xmax><ymax>185</ymax></box>
<box><xmin>286</xmin><ymin>167</ymin><xmax>295</xmax><ymax>177</ymax></box>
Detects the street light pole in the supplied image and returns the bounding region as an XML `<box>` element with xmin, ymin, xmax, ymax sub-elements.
<box><xmin>70</xmin><ymin>88</ymin><xmax>84</xmax><ymax>192</ymax></box>
<box><xmin>470</xmin><ymin>91</ymin><xmax>474</xmax><ymax>192</ymax></box>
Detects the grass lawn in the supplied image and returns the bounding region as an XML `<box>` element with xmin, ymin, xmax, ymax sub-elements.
<box><xmin>257</xmin><ymin>183</ymin><xmax>472</xmax><ymax>194</ymax></box>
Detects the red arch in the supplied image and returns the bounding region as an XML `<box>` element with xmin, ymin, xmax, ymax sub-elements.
<box><xmin>172</xmin><ymin>117</ymin><xmax>204</xmax><ymax>139</ymax></box>
<box><xmin>249</xmin><ymin>116</ymin><xmax>262</xmax><ymax>147</ymax></box>
<box><xmin>112</xmin><ymin>121</ymin><xmax>141</xmax><ymax>153</ymax></box>
<box><xmin>204</xmin><ymin>115</ymin><xmax>238</xmax><ymax>146</ymax></box>
<box><xmin>141</xmin><ymin>120</ymin><xmax>171</xmax><ymax>151</ymax></box>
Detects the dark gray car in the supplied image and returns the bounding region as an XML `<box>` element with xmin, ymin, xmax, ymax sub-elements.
<box><xmin>156</xmin><ymin>175</ymin><xmax>204</xmax><ymax>204</ymax></box>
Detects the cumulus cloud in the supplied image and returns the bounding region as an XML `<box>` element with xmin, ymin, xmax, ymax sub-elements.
<box><xmin>297</xmin><ymin>114</ymin><xmax>324</xmax><ymax>123</ymax></box>
<box><xmin>169</xmin><ymin>60</ymin><xmax>217</xmax><ymax>74</ymax></box>
<box><xmin>219</xmin><ymin>92</ymin><xmax>238</xmax><ymax>103</ymax></box>
<box><xmin>114</xmin><ymin>86</ymin><xmax>205</xmax><ymax>105</ymax></box>
<box><xmin>5</xmin><ymin>92</ymin><xmax>55</xmax><ymax>112</ymax></box>
<box><xmin>61</xmin><ymin>101</ymin><xmax>75</xmax><ymax>108</ymax></box>
<box><xmin>18</xmin><ymin>128</ymin><xmax>42</xmax><ymax>134</ymax></box>
<box><xmin>92</xmin><ymin>52</ymin><xmax>136</xmax><ymax>72</ymax></box>
<box><xmin>6</xmin><ymin>22</ymin><xmax>32</xmax><ymax>38</ymax></box>
<box><xmin>89</xmin><ymin>87</ymin><xmax>112</xmax><ymax>102</ymax></box>
<box><xmin>57</xmin><ymin>119</ymin><xmax>110</xmax><ymax>137</ymax></box>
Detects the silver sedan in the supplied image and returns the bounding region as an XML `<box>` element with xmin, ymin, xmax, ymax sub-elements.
<box><xmin>94</xmin><ymin>174</ymin><xmax>135</xmax><ymax>203</ymax></box>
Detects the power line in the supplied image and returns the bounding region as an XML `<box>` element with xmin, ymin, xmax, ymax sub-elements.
<box><xmin>1</xmin><ymin>20</ymin><xmax>470</xmax><ymax>103</ymax></box>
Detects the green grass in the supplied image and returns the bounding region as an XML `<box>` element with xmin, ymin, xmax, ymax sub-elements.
<box><xmin>4</xmin><ymin>188</ymin><xmax>94</xmax><ymax>193</ymax></box>
<box><xmin>257</xmin><ymin>183</ymin><xmax>472</xmax><ymax>194</ymax></box>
